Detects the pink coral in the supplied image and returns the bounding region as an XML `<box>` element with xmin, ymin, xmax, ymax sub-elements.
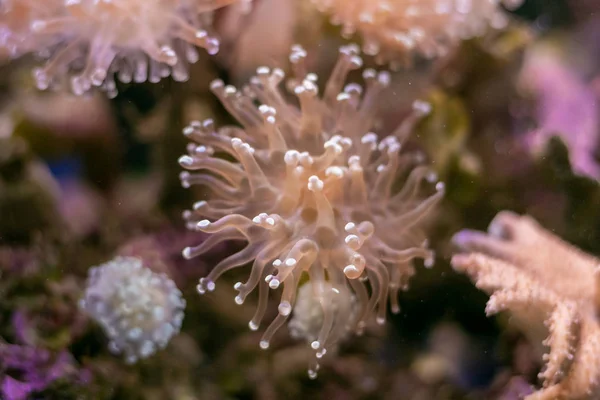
<box><xmin>179</xmin><ymin>44</ymin><xmax>444</xmax><ymax>376</ymax></box>
<box><xmin>519</xmin><ymin>45</ymin><xmax>600</xmax><ymax>179</ymax></box>
<box><xmin>0</xmin><ymin>0</ymin><xmax>249</xmax><ymax>96</ymax></box>
<box><xmin>452</xmin><ymin>211</ymin><xmax>600</xmax><ymax>399</ymax></box>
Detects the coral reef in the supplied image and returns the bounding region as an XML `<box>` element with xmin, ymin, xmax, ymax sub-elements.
<box><xmin>179</xmin><ymin>44</ymin><xmax>444</xmax><ymax>375</ymax></box>
<box><xmin>452</xmin><ymin>211</ymin><xmax>600</xmax><ymax>399</ymax></box>
<box><xmin>3</xmin><ymin>1</ymin><xmax>600</xmax><ymax>398</ymax></box>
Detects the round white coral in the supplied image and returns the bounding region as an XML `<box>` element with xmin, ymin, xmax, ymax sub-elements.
<box><xmin>79</xmin><ymin>256</ymin><xmax>186</xmax><ymax>364</ymax></box>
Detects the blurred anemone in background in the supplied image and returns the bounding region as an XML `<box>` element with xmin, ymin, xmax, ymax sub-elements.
<box><xmin>311</xmin><ymin>0</ymin><xmax>523</xmax><ymax>67</ymax></box>
<box><xmin>0</xmin><ymin>0</ymin><xmax>63</xmax><ymax>60</ymax></box>
<box><xmin>179</xmin><ymin>44</ymin><xmax>444</xmax><ymax>376</ymax></box>
<box><xmin>0</xmin><ymin>0</ymin><xmax>251</xmax><ymax>96</ymax></box>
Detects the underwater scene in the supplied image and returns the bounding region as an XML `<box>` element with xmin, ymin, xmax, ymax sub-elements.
<box><xmin>1</xmin><ymin>0</ymin><xmax>600</xmax><ymax>399</ymax></box>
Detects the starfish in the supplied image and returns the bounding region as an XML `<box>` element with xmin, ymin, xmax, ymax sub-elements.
<box><xmin>451</xmin><ymin>211</ymin><xmax>600</xmax><ymax>400</ymax></box>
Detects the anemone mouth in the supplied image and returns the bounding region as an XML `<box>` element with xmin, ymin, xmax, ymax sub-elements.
<box><xmin>300</xmin><ymin>207</ymin><xmax>318</xmax><ymax>224</ymax></box>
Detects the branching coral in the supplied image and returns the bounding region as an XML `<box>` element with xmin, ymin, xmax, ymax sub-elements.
<box><xmin>452</xmin><ymin>211</ymin><xmax>600</xmax><ymax>399</ymax></box>
<box><xmin>0</xmin><ymin>0</ymin><xmax>249</xmax><ymax>96</ymax></box>
<box><xmin>79</xmin><ymin>256</ymin><xmax>186</xmax><ymax>364</ymax></box>
<box><xmin>179</xmin><ymin>44</ymin><xmax>444</xmax><ymax>376</ymax></box>
<box><xmin>311</xmin><ymin>0</ymin><xmax>523</xmax><ymax>66</ymax></box>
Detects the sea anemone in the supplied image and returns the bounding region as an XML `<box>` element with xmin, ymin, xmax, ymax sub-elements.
<box><xmin>311</xmin><ymin>0</ymin><xmax>523</xmax><ymax>66</ymax></box>
<box><xmin>1</xmin><ymin>0</ymin><xmax>249</xmax><ymax>96</ymax></box>
<box><xmin>0</xmin><ymin>0</ymin><xmax>62</xmax><ymax>60</ymax></box>
<box><xmin>79</xmin><ymin>256</ymin><xmax>186</xmax><ymax>364</ymax></box>
<box><xmin>179</xmin><ymin>44</ymin><xmax>444</xmax><ymax>376</ymax></box>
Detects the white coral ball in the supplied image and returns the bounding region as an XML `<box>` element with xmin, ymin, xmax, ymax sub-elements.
<box><xmin>79</xmin><ymin>256</ymin><xmax>186</xmax><ymax>364</ymax></box>
<box><xmin>289</xmin><ymin>282</ymin><xmax>357</xmax><ymax>346</ymax></box>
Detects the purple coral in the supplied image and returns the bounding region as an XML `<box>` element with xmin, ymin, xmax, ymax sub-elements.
<box><xmin>0</xmin><ymin>344</ymin><xmax>86</xmax><ymax>400</ymax></box>
<box><xmin>519</xmin><ymin>46</ymin><xmax>600</xmax><ymax>179</ymax></box>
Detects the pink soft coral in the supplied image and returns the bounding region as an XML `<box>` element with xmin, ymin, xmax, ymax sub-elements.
<box><xmin>452</xmin><ymin>211</ymin><xmax>600</xmax><ymax>399</ymax></box>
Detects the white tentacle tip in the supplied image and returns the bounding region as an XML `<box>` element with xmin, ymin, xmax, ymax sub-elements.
<box><xmin>413</xmin><ymin>100</ymin><xmax>432</xmax><ymax>116</ymax></box>
<box><xmin>178</xmin><ymin>155</ymin><xmax>194</xmax><ymax>167</ymax></box>
<box><xmin>343</xmin><ymin>265</ymin><xmax>361</xmax><ymax>279</ymax></box>
<box><xmin>278</xmin><ymin>301</ymin><xmax>292</xmax><ymax>316</ymax></box>
<box><xmin>197</xmin><ymin>220</ymin><xmax>211</xmax><ymax>229</ymax></box>
<box><xmin>182</xmin><ymin>247</ymin><xmax>193</xmax><ymax>260</ymax></box>
<box><xmin>269</xmin><ymin>278</ymin><xmax>280</xmax><ymax>289</ymax></box>
<box><xmin>209</xmin><ymin>79</ymin><xmax>224</xmax><ymax>90</ymax></box>
<box><xmin>307</xmin><ymin>176</ymin><xmax>324</xmax><ymax>192</ymax></box>
<box><xmin>193</xmin><ymin>200</ymin><xmax>207</xmax><ymax>210</ymax></box>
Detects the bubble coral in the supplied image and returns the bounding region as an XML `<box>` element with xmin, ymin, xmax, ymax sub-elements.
<box><xmin>179</xmin><ymin>44</ymin><xmax>444</xmax><ymax>376</ymax></box>
<box><xmin>288</xmin><ymin>282</ymin><xmax>357</xmax><ymax>353</ymax></box>
<box><xmin>310</xmin><ymin>0</ymin><xmax>523</xmax><ymax>66</ymax></box>
<box><xmin>79</xmin><ymin>256</ymin><xmax>186</xmax><ymax>364</ymax></box>
<box><xmin>0</xmin><ymin>0</ymin><xmax>249</xmax><ymax>96</ymax></box>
